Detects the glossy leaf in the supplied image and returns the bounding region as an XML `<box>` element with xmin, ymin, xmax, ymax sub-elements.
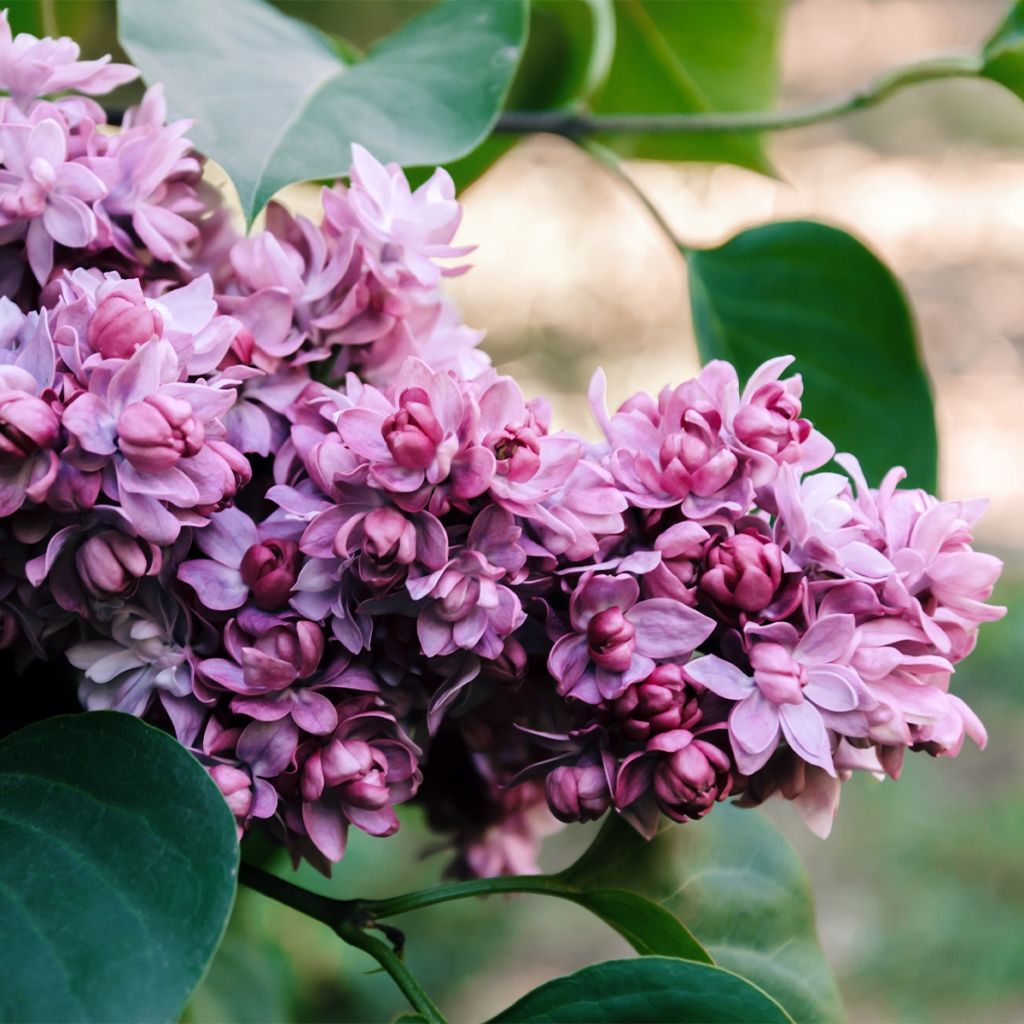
<box><xmin>982</xmin><ymin>2</ymin><xmax>1024</xmax><ymax>100</ymax></box>
<box><xmin>562</xmin><ymin>808</ymin><xmax>844</xmax><ymax>1023</ymax></box>
<box><xmin>592</xmin><ymin>0</ymin><xmax>783</xmax><ymax>174</ymax></box>
<box><xmin>435</xmin><ymin>0</ymin><xmax>615</xmax><ymax>193</ymax></box>
<box><xmin>117</xmin><ymin>0</ymin><xmax>527</xmax><ymax>220</ymax></box>
<box><xmin>687</xmin><ymin>219</ymin><xmax>937</xmax><ymax>492</ymax></box>
<box><xmin>0</xmin><ymin>712</ymin><xmax>239</xmax><ymax>1023</ymax></box>
<box><xmin>489</xmin><ymin>956</ymin><xmax>792</xmax><ymax>1023</ymax></box>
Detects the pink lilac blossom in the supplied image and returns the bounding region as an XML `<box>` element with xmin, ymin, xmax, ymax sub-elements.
<box><xmin>0</xmin><ymin>23</ymin><xmax>1004</xmax><ymax>879</ymax></box>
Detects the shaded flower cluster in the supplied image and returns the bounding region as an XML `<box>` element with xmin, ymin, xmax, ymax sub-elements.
<box><xmin>1</xmin><ymin>18</ymin><xmax>1005</xmax><ymax>879</ymax></box>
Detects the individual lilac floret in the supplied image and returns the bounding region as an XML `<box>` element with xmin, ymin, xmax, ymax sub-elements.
<box><xmin>0</xmin><ymin>11</ymin><xmax>137</xmax><ymax>108</ymax></box>
<box><xmin>549</xmin><ymin>572</ymin><xmax>715</xmax><ymax>704</ymax></box>
<box><xmin>293</xmin><ymin>695</ymin><xmax>422</xmax><ymax>865</ymax></box>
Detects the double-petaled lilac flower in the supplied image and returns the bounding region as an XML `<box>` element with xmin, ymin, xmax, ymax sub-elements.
<box><xmin>294</xmin><ymin>694</ymin><xmax>422</xmax><ymax>864</ymax></box>
<box><xmin>407</xmin><ymin>506</ymin><xmax>526</xmax><ymax>659</ymax></box>
<box><xmin>686</xmin><ymin>614</ymin><xmax>874</xmax><ymax>776</ymax></box>
<box><xmin>61</xmin><ymin>334</ymin><xmax>245</xmax><ymax>542</ymax></box>
<box><xmin>0</xmin><ymin>110</ymin><xmax>106</xmax><ymax>282</ymax></box>
<box><xmin>0</xmin><ymin>12</ymin><xmax>136</xmax><ymax>108</ymax></box>
<box><xmin>549</xmin><ymin>572</ymin><xmax>715</xmax><ymax>703</ymax></box>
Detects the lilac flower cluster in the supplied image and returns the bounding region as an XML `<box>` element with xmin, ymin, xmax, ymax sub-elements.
<box><xmin>1</xmin><ymin>20</ymin><xmax>1005</xmax><ymax>877</ymax></box>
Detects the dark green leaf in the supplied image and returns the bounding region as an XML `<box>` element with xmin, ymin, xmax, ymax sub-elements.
<box><xmin>117</xmin><ymin>0</ymin><xmax>527</xmax><ymax>220</ymax></box>
<box><xmin>0</xmin><ymin>712</ymin><xmax>239</xmax><ymax>1023</ymax></box>
<box><xmin>982</xmin><ymin>2</ymin><xmax>1024</xmax><ymax>100</ymax></box>
<box><xmin>562</xmin><ymin>808</ymin><xmax>844</xmax><ymax>1023</ymax></box>
<box><xmin>687</xmin><ymin>219</ymin><xmax>937</xmax><ymax>491</ymax></box>
<box><xmin>592</xmin><ymin>0</ymin><xmax>784</xmax><ymax>174</ymax></box>
<box><xmin>489</xmin><ymin>956</ymin><xmax>792</xmax><ymax>1023</ymax></box>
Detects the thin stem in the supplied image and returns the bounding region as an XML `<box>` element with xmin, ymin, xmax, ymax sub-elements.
<box><xmin>579</xmin><ymin>139</ymin><xmax>681</xmax><ymax>248</ymax></box>
<box><xmin>495</xmin><ymin>53</ymin><xmax>984</xmax><ymax>138</ymax></box>
<box><xmin>39</xmin><ymin>0</ymin><xmax>58</xmax><ymax>38</ymax></box>
<box><xmin>366</xmin><ymin>873</ymin><xmax>567</xmax><ymax>919</ymax></box>
<box><xmin>239</xmin><ymin>864</ymin><xmax>447</xmax><ymax>1024</ymax></box>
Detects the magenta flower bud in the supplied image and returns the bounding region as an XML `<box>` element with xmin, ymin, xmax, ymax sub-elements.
<box><xmin>382</xmin><ymin>387</ymin><xmax>443</xmax><ymax>469</ymax></box>
<box><xmin>321</xmin><ymin>738</ymin><xmax>376</xmax><ymax>787</ymax></box>
<box><xmin>614</xmin><ymin>664</ymin><xmax>702</xmax><ymax>742</ymax></box>
<box><xmin>240</xmin><ymin>538</ymin><xmax>300</xmax><ymax>609</ymax></box>
<box><xmin>701</xmin><ymin>530</ymin><xmax>784</xmax><ymax>614</ymax></box>
<box><xmin>749</xmin><ymin>642</ymin><xmax>805</xmax><ymax>704</ymax></box>
<box><xmin>76</xmin><ymin>529</ymin><xmax>160</xmax><ymax>599</ymax></box>
<box><xmin>545</xmin><ymin>763</ymin><xmax>610</xmax><ymax>823</ymax></box>
<box><xmin>209</xmin><ymin>764</ymin><xmax>253</xmax><ymax>818</ymax></box>
<box><xmin>117</xmin><ymin>393</ymin><xmax>204</xmax><ymax>471</ymax></box>
<box><xmin>87</xmin><ymin>288</ymin><xmax>163</xmax><ymax>359</ymax></box>
<box><xmin>734</xmin><ymin>381</ymin><xmax>811</xmax><ymax>457</ymax></box>
<box><xmin>0</xmin><ymin>392</ymin><xmax>60</xmax><ymax>463</ymax></box>
<box><xmin>486</xmin><ymin>426</ymin><xmax>541</xmax><ymax>482</ymax></box>
<box><xmin>254</xmin><ymin>621</ymin><xmax>324</xmax><ymax>679</ymax></box>
<box><xmin>649</xmin><ymin>730</ymin><xmax>732</xmax><ymax>822</ymax></box>
<box><xmin>301</xmin><ymin>749</ymin><xmax>326</xmax><ymax>803</ymax></box>
<box><xmin>483</xmin><ymin>636</ymin><xmax>528</xmax><ymax>685</ymax></box>
<box><xmin>586</xmin><ymin>605</ymin><xmax>636</xmax><ymax>672</ymax></box>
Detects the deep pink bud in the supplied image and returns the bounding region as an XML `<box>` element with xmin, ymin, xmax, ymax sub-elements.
<box><xmin>701</xmin><ymin>530</ymin><xmax>784</xmax><ymax>614</ymax></box>
<box><xmin>0</xmin><ymin>392</ymin><xmax>59</xmax><ymax>463</ymax></box>
<box><xmin>77</xmin><ymin>530</ymin><xmax>160</xmax><ymax>599</ymax></box>
<box><xmin>734</xmin><ymin>381</ymin><xmax>811</xmax><ymax>459</ymax></box>
<box><xmin>254</xmin><ymin>621</ymin><xmax>324</xmax><ymax>679</ymax></box>
<box><xmin>483</xmin><ymin>636</ymin><xmax>528</xmax><ymax>685</ymax></box>
<box><xmin>209</xmin><ymin>764</ymin><xmax>253</xmax><ymax>819</ymax></box>
<box><xmin>117</xmin><ymin>393</ymin><xmax>204</xmax><ymax>471</ymax></box>
<box><xmin>87</xmin><ymin>288</ymin><xmax>162</xmax><ymax>359</ymax></box>
<box><xmin>545</xmin><ymin>763</ymin><xmax>610</xmax><ymax>823</ymax></box>
<box><xmin>749</xmin><ymin>642</ymin><xmax>804</xmax><ymax>704</ymax></box>
<box><xmin>649</xmin><ymin>730</ymin><xmax>732</xmax><ymax>822</ymax></box>
<box><xmin>586</xmin><ymin>606</ymin><xmax>636</xmax><ymax>672</ymax></box>
<box><xmin>614</xmin><ymin>664</ymin><xmax>702</xmax><ymax>742</ymax></box>
<box><xmin>382</xmin><ymin>387</ymin><xmax>442</xmax><ymax>469</ymax></box>
<box><xmin>341</xmin><ymin>769</ymin><xmax>390</xmax><ymax>811</ymax></box>
<box><xmin>240</xmin><ymin>538</ymin><xmax>300</xmax><ymax>609</ymax></box>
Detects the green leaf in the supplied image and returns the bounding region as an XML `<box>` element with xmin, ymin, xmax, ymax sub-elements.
<box><xmin>561</xmin><ymin>808</ymin><xmax>844</xmax><ymax>1023</ymax></box>
<box><xmin>687</xmin><ymin>219</ymin><xmax>937</xmax><ymax>492</ymax></box>
<box><xmin>592</xmin><ymin>0</ymin><xmax>784</xmax><ymax>174</ymax></box>
<box><xmin>117</xmin><ymin>0</ymin><xmax>527</xmax><ymax>221</ymax></box>
<box><xmin>432</xmin><ymin>0</ymin><xmax>615</xmax><ymax>193</ymax></box>
<box><xmin>982</xmin><ymin>2</ymin><xmax>1024</xmax><ymax>100</ymax></box>
<box><xmin>489</xmin><ymin>956</ymin><xmax>792</xmax><ymax>1023</ymax></box>
<box><xmin>0</xmin><ymin>712</ymin><xmax>239</xmax><ymax>1023</ymax></box>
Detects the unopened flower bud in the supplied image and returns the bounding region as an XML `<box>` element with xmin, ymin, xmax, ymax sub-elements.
<box><xmin>321</xmin><ymin>738</ymin><xmax>376</xmax><ymax>788</ymax></box>
<box><xmin>586</xmin><ymin>606</ymin><xmax>636</xmax><ymax>671</ymax></box>
<box><xmin>77</xmin><ymin>529</ymin><xmax>160</xmax><ymax>599</ymax></box>
<box><xmin>614</xmin><ymin>664</ymin><xmax>702</xmax><ymax>742</ymax></box>
<box><xmin>701</xmin><ymin>530</ymin><xmax>784</xmax><ymax>614</ymax></box>
<box><xmin>0</xmin><ymin>392</ymin><xmax>59</xmax><ymax>463</ymax></box>
<box><xmin>382</xmin><ymin>387</ymin><xmax>442</xmax><ymax>469</ymax></box>
<box><xmin>117</xmin><ymin>393</ymin><xmax>203</xmax><ymax>471</ymax></box>
<box><xmin>209</xmin><ymin>764</ymin><xmax>253</xmax><ymax>819</ymax></box>
<box><xmin>87</xmin><ymin>287</ymin><xmax>162</xmax><ymax>359</ymax></box>
<box><xmin>545</xmin><ymin>763</ymin><xmax>610</xmax><ymax>823</ymax></box>
<box><xmin>649</xmin><ymin>730</ymin><xmax>732</xmax><ymax>822</ymax></box>
<box><xmin>749</xmin><ymin>642</ymin><xmax>805</xmax><ymax>704</ymax></box>
<box><xmin>240</xmin><ymin>538</ymin><xmax>300</xmax><ymax>609</ymax></box>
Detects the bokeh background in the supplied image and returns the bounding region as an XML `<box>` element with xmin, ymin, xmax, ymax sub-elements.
<box><xmin>23</xmin><ymin>0</ymin><xmax>1023</xmax><ymax>1020</ymax></box>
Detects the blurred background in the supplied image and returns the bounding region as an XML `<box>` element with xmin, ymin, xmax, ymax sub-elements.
<box><xmin>22</xmin><ymin>0</ymin><xmax>1023</xmax><ymax>1020</ymax></box>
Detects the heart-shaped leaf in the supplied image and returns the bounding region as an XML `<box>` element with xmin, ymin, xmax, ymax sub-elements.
<box><xmin>562</xmin><ymin>808</ymin><xmax>844</xmax><ymax>1023</ymax></box>
<box><xmin>489</xmin><ymin>956</ymin><xmax>792</xmax><ymax>1023</ymax></box>
<box><xmin>687</xmin><ymin>219</ymin><xmax>937</xmax><ymax>492</ymax></box>
<box><xmin>117</xmin><ymin>0</ymin><xmax>528</xmax><ymax>221</ymax></box>
<box><xmin>0</xmin><ymin>712</ymin><xmax>239</xmax><ymax>1023</ymax></box>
